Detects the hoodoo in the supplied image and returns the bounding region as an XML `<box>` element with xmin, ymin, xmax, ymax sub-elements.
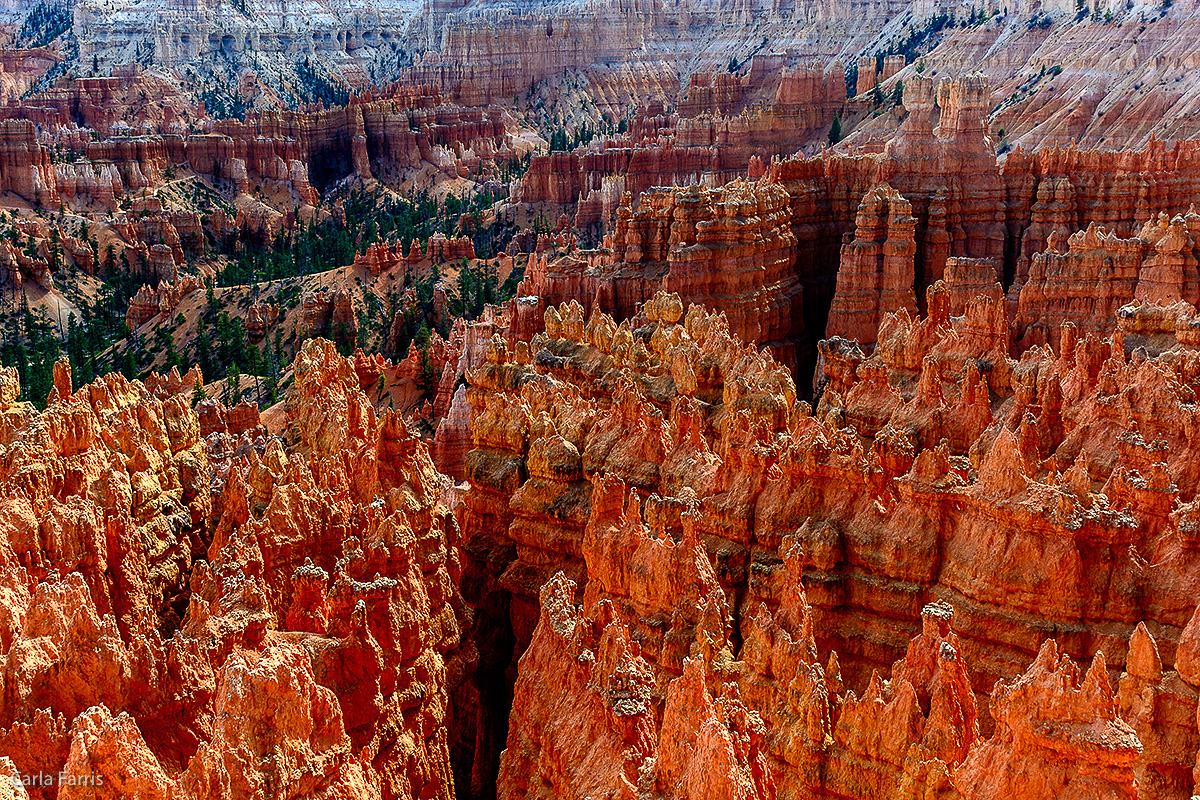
<box><xmin>0</xmin><ymin>0</ymin><xmax>1197</xmax><ymax>797</ymax></box>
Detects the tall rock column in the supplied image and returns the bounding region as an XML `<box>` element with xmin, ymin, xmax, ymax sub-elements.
<box><xmin>352</xmin><ymin>105</ymin><xmax>373</xmax><ymax>181</ymax></box>
<box><xmin>856</xmin><ymin>55</ymin><xmax>877</xmax><ymax>97</ymax></box>
<box><xmin>825</xmin><ymin>183</ymin><xmax>918</xmax><ymax>347</ymax></box>
<box><xmin>663</xmin><ymin>180</ymin><xmax>800</xmax><ymax>363</ymax></box>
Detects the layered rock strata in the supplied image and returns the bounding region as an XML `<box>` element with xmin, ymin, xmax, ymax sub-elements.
<box><xmin>516</xmin><ymin>180</ymin><xmax>802</xmax><ymax>366</ymax></box>
<box><xmin>0</xmin><ymin>85</ymin><xmax>517</xmax><ymax>209</ymax></box>
<box><xmin>825</xmin><ymin>183</ymin><xmax>918</xmax><ymax>345</ymax></box>
<box><xmin>1015</xmin><ymin>211</ymin><xmax>1200</xmax><ymax>349</ymax></box>
<box><xmin>515</xmin><ymin>75</ymin><xmax>1200</xmax><ymax>388</ymax></box>
<box><xmin>513</xmin><ymin>62</ymin><xmax>847</xmax><ymax>216</ymax></box>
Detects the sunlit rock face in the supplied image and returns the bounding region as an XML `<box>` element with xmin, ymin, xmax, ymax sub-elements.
<box><xmin>11</xmin><ymin>0</ymin><xmax>1200</xmax><ymax>792</ymax></box>
<box><xmin>458</xmin><ymin>286</ymin><xmax>1200</xmax><ymax>800</ymax></box>
<box><xmin>0</xmin><ymin>342</ymin><xmax>469</xmax><ymax>800</ymax></box>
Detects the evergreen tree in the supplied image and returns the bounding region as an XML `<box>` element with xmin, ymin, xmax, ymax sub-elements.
<box><xmin>828</xmin><ymin>114</ymin><xmax>842</xmax><ymax>145</ymax></box>
<box><xmin>195</xmin><ymin>318</ymin><xmax>214</xmax><ymax>380</ymax></box>
<box><xmin>415</xmin><ymin>324</ymin><xmax>436</xmax><ymax>390</ymax></box>
<box><xmin>227</xmin><ymin>367</ymin><xmax>241</xmax><ymax>405</ymax></box>
<box><xmin>122</xmin><ymin>346</ymin><xmax>137</xmax><ymax>380</ymax></box>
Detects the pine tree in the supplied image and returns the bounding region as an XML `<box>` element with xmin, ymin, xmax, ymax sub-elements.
<box><xmin>263</xmin><ymin>337</ymin><xmax>278</xmax><ymax>405</ymax></box>
<box><xmin>227</xmin><ymin>368</ymin><xmax>241</xmax><ymax>405</ymax></box>
<box><xmin>828</xmin><ymin>114</ymin><xmax>842</xmax><ymax>145</ymax></box>
<box><xmin>415</xmin><ymin>324</ymin><xmax>436</xmax><ymax>390</ymax></box>
<box><xmin>123</xmin><ymin>346</ymin><xmax>137</xmax><ymax>380</ymax></box>
<box><xmin>196</xmin><ymin>319</ymin><xmax>214</xmax><ymax>380</ymax></box>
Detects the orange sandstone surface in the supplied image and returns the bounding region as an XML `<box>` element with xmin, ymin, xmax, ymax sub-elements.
<box><xmin>8</xmin><ymin>286</ymin><xmax>1200</xmax><ymax>798</ymax></box>
<box><xmin>0</xmin><ymin>342</ymin><xmax>469</xmax><ymax>799</ymax></box>
<box><xmin>8</xmin><ymin>49</ymin><xmax>1200</xmax><ymax>800</ymax></box>
<box><xmin>456</xmin><ymin>286</ymin><xmax>1200</xmax><ymax>800</ymax></box>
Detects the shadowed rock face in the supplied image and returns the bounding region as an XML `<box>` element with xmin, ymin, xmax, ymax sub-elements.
<box><xmin>0</xmin><ymin>84</ymin><xmax>515</xmax><ymax>212</ymax></box>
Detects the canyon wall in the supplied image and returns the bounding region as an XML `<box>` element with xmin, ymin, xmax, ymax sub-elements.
<box><xmin>0</xmin><ymin>85</ymin><xmax>518</xmax><ymax>211</ymax></box>
<box><xmin>513</xmin><ymin>179</ymin><xmax>803</xmax><ymax>366</ymax></box>
<box><xmin>512</xmin><ymin>61</ymin><xmax>847</xmax><ymax>215</ymax></box>
<box><xmin>512</xmin><ymin>75</ymin><xmax>1200</xmax><ymax>384</ymax></box>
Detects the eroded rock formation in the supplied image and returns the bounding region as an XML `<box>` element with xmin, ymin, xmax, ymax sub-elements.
<box><xmin>0</xmin><ymin>342</ymin><xmax>469</xmax><ymax>799</ymax></box>
<box><xmin>457</xmin><ymin>289</ymin><xmax>1200</xmax><ymax>800</ymax></box>
<box><xmin>5</xmin><ymin>5</ymin><xmax>1200</xmax><ymax>795</ymax></box>
<box><xmin>825</xmin><ymin>182</ymin><xmax>918</xmax><ymax>345</ymax></box>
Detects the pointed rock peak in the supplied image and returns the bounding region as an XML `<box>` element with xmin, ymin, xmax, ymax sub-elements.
<box><xmin>539</xmin><ymin>572</ymin><xmax>581</xmax><ymax>636</ymax></box>
<box><xmin>921</xmin><ymin>599</ymin><xmax>955</xmax><ymax>638</ymax></box>
<box><xmin>1063</xmin><ymin>455</ymin><xmax>1092</xmax><ymax>498</ymax></box>
<box><xmin>1032</xmin><ymin>637</ymin><xmax>1060</xmax><ymax>674</ymax></box>
<box><xmin>864</xmin><ymin>669</ymin><xmax>887</xmax><ymax>703</ymax></box>
<box><xmin>676</xmin><ymin>656</ymin><xmax>713</xmax><ymax>708</ymax></box>
<box><xmin>827</xmin><ymin>650</ymin><xmax>843</xmax><ymax>685</ymax></box>
<box><xmin>1126</xmin><ymin>622</ymin><xmax>1162</xmax><ymax>682</ymax></box>
<box><xmin>49</xmin><ymin>357</ymin><xmax>72</xmax><ymax>403</ymax></box>
<box><xmin>976</xmin><ymin>425</ymin><xmax>1030</xmax><ymax>496</ymax></box>
<box><xmin>1175</xmin><ymin>602</ymin><xmax>1200</xmax><ymax>687</ymax></box>
<box><xmin>624</xmin><ymin>487</ymin><xmax>642</xmax><ymax>523</ymax></box>
<box><xmin>1018</xmin><ymin>411</ymin><xmax>1041</xmax><ymax>460</ymax></box>
<box><xmin>1081</xmin><ymin>651</ymin><xmax>1116</xmax><ymax>713</ymax></box>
